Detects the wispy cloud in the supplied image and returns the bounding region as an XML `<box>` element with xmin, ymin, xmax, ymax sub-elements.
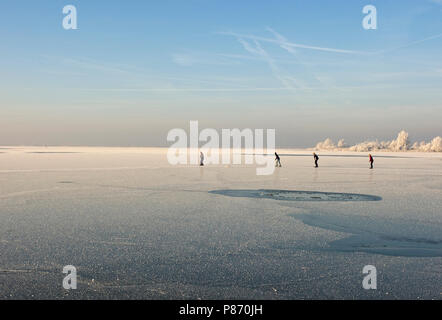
<box><xmin>220</xmin><ymin>31</ymin><xmax>367</xmax><ymax>54</ymax></box>
<box><xmin>265</xmin><ymin>28</ymin><xmax>329</xmax><ymax>88</ymax></box>
<box><xmin>378</xmin><ymin>33</ymin><xmax>442</xmax><ymax>54</ymax></box>
<box><xmin>42</xmin><ymin>54</ymin><xmax>256</xmax><ymax>89</ymax></box>
<box><xmin>265</xmin><ymin>27</ymin><xmax>297</xmax><ymax>55</ymax></box>
<box><xmin>221</xmin><ymin>29</ymin><xmax>442</xmax><ymax>56</ymax></box>
<box><xmin>236</xmin><ymin>37</ymin><xmax>302</xmax><ymax>90</ymax></box>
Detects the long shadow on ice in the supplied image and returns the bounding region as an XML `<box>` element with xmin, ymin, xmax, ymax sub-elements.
<box><xmin>289</xmin><ymin>213</ymin><xmax>442</xmax><ymax>257</ymax></box>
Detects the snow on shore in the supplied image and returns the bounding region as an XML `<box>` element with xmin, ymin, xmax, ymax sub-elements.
<box><xmin>315</xmin><ymin>131</ymin><xmax>442</xmax><ymax>152</ymax></box>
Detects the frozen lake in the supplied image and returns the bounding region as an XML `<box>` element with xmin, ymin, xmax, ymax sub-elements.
<box><xmin>0</xmin><ymin>147</ymin><xmax>441</xmax><ymax>299</ymax></box>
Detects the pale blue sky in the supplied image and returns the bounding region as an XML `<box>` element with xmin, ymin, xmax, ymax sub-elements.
<box><xmin>0</xmin><ymin>0</ymin><xmax>441</xmax><ymax>146</ymax></box>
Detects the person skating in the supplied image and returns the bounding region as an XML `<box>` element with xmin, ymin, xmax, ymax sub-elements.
<box><xmin>200</xmin><ymin>152</ymin><xmax>204</xmax><ymax>166</ymax></box>
<box><xmin>313</xmin><ymin>152</ymin><xmax>319</xmax><ymax>168</ymax></box>
<box><xmin>369</xmin><ymin>154</ymin><xmax>374</xmax><ymax>169</ymax></box>
<box><xmin>275</xmin><ymin>152</ymin><xmax>281</xmax><ymax>167</ymax></box>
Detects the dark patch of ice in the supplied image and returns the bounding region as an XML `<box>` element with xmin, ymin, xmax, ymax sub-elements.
<box><xmin>209</xmin><ymin>189</ymin><xmax>382</xmax><ymax>202</ymax></box>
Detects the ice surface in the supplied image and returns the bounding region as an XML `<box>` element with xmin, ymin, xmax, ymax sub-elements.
<box><xmin>0</xmin><ymin>147</ymin><xmax>441</xmax><ymax>299</ymax></box>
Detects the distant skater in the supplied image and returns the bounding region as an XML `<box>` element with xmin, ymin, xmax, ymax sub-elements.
<box><xmin>275</xmin><ymin>152</ymin><xmax>282</xmax><ymax>167</ymax></box>
<box><xmin>369</xmin><ymin>154</ymin><xmax>374</xmax><ymax>169</ymax></box>
<box><xmin>313</xmin><ymin>152</ymin><xmax>319</xmax><ymax>168</ymax></box>
<box><xmin>200</xmin><ymin>152</ymin><xmax>204</xmax><ymax>166</ymax></box>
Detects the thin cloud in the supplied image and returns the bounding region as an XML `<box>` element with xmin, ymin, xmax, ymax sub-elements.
<box><xmin>265</xmin><ymin>27</ymin><xmax>328</xmax><ymax>88</ymax></box>
<box><xmin>220</xmin><ymin>31</ymin><xmax>367</xmax><ymax>54</ymax></box>
<box><xmin>378</xmin><ymin>33</ymin><xmax>442</xmax><ymax>54</ymax></box>
<box><xmin>265</xmin><ymin>27</ymin><xmax>297</xmax><ymax>55</ymax></box>
<box><xmin>236</xmin><ymin>37</ymin><xmax>301</xmax><ymax>90</ymax></box>
<box><xmin>43</xmin><ymin>54</ymin><xmax>254</xmax><ymax>89</ymax></box>
<box><xmin>220</xmin><ymin>30</ymin><xmax>442</xmax><ymax>56</ymax></box>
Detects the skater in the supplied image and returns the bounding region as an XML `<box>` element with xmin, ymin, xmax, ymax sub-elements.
<box><xmin>313</xmin><ymin>152</ymin><xmax>319</xmax><ymax>168</ymax></box>
<box><xmin>369</xmin><ymin>154</ymin><xmax>374</xmax><ymax>169</ymax></box>
<box><xmin>200</xmin><ymin>151</ymin><xmax>204</xmax><ymax>166</ymax></box>
<box><xmin>275</xmin><ymin>152</ymin><xmax>282</xmax><ymax>167</ymax></box>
